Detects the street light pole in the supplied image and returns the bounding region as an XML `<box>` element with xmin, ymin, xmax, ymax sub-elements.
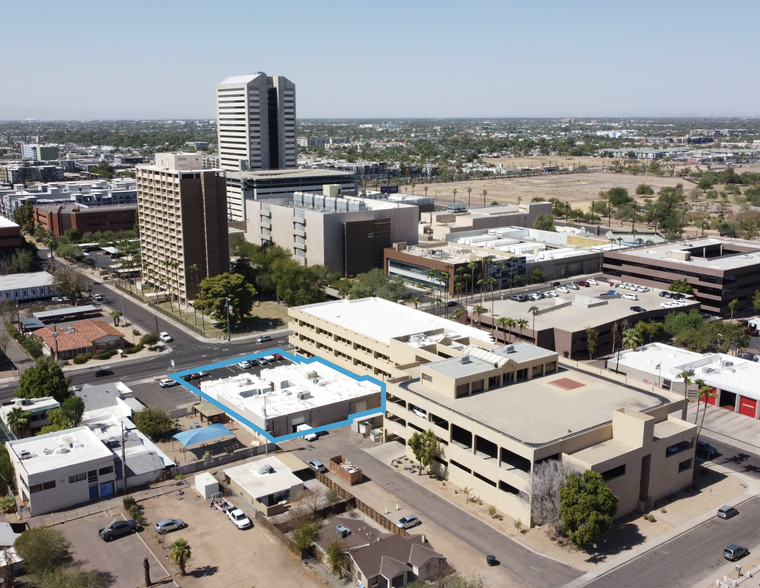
<box><xmin>225</xmin><ymin>297</ymin><xmax>231</xmax><ymax>342</ymax></box>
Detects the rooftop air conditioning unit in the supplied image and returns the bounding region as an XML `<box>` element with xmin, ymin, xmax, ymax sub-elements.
<box><xmin>257</xmin><ymin>465</ymin><xmax>274</xmax><ymax>475</ymax></box>
<box><xmin>297</xmin><ymin>391</ymin><xmax>312</xmax><ymax>400</ymax></box>
<box><xmin>505</xmin><ymin>345</ymin><xmax>515</xmax><ymax>353</ymax></box>
<box><xmin>460</xmin><ymin>356</ymin><xmax>471</xmax><ymax>364</ymax></box>
<box><xmin>19</xmin><ymin>450</ymin><xmax>32</xmax><ymax>460</ymax></box>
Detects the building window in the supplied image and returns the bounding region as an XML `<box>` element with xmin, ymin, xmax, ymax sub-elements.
<box><xmin>455</xmin><ymin>383</ymin><xmax>469</xmax><ymax>397</ymax></box>
<box><xmin>29</xmin><ymin>484</ymin><xmax>43</xmax><ymax>494</ymax></box>
<box><xmin>471</xmin><ymin>380</ymin><xmax>484</xmax><ymax>393</ymax></box>
<box><xmin>601</xmin><ymin>464</ymin><xmax>626</xmax><ymax>482</ymax></box>
<box><xmin>679</xmin><ymin>459</ymin><xmax>692</xmax><ymax>472</ymax></box>
<box><xmin>422</xmin><ymin>374</ymin><xmax>432</xmax><ymax>384</ymax></box>
<box><xmin>43</xmin><ymin>480</ymin><xmax>56</xmax><ymax>490</ymax></box>
<box><xmin>99</xmin><ymin>466</ymin><xmax>114</xmax><ymax>476</ymax></box>
<box><xmin>545</xmin><ymin>361</ymin><xmax>556</xmax><ymax>374</ymax></box>
<box><xmin>88</xmin><ymin>470</ymin><xmax>98</xmax><ymax>483</ymax></box>
<box><xmin>532</xmin><ymin>365</ymin><xmax>543</xmax><ymax>377</ymax></box>
<box><xmin>69</xmin><ymin>473</ymin><xmax>86</xmax><ymax>484</ymax></box>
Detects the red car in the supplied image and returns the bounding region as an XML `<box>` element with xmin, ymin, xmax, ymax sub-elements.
<box><xmin>577</xmin><ymin>281</ymin><xmax>590</xmax><ymax>287</ymax></box>
<box><xmin>273</xmin><ymin>353</ymin><xmax>284</xmax><ymax>361</ymax></box>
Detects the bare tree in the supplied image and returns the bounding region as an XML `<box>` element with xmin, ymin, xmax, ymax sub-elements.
<box><xmin>527</xmin><ymin>460</ymin><xmax>581</xmax><ymax>536</ymax></box>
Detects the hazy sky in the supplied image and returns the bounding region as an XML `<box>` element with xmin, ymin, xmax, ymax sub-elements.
<box><xmin>2</xmin><ymin>0</ymin><xmax>758</xmax><ymax>120</ymax></box>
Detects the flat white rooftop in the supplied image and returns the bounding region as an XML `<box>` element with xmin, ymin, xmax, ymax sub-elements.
<box><xmin>0</xmin><ymin>272</ymin><xmax>53</xmax><ymax>290</ymax></box>
<box><xmin>615</xmin><ymin>343</ymin><xmax>704</xmax><ymax>382</ymax></box>
<box><xmin>9</xmin><ymin>426</ymin><xmax>113</xmax><ymax>475</ymax></box>
<box><xmin>616</xmin><ymin>238</ymin><xmax>760</xmax><ymax>271</ymax></box>
<box><xmin>225</xmin><ymin>456</ymin><xmax>302</xmax><ymax>499</ymax></box>
<box><xmin>0</xmin><ymin>217</ymin><xmax>18</xmax><ymax>229</ymax></box>
<box><xmin>201</xmin><ymin>361</ymin><xmax>380</xmax><ymax>420</ymax></box>
<box><xmin>298</xmin><ymin>297</ymin><xmax>494</xmax><ymax>346</ymax></box>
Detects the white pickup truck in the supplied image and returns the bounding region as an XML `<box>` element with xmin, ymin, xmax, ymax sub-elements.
<box><xmin>210</xmin><ymin>493</ymin><xmax>252</xmax><ymax>530</ymax></box>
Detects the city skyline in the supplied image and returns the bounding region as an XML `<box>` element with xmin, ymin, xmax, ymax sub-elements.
<box><xmin>1</xmin><ymin>0</ymin><xmax>759</xmax><ymax>120</ymax></box>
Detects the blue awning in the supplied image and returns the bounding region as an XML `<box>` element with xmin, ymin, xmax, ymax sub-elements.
<box><xmin>172</xmin><ymin>424</ymin><xmax>234</xmax><ymax>448</ymax></box>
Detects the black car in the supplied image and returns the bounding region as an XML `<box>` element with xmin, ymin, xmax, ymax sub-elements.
<box><xmin>99</xmin><ymin>519</ymin><xmax>138</xmax><ymax>541</ymax></box>
<box><xmin>551</xmin><ymin>282</ymin><xmax>561</xmax><ymax>287</ymax></box>
<box><xmin>94</xmin><ymin>369</ymin><xmax>113</xmax><ymax>378</ymax></box>
<box><xmin>630</xmin><ymin>306</ymin><xmax>646</xmax><ymax>313</ymax></box>
<box><xmin>447</xmin><ymin>301</ymin><xmax>458</xmax><ymax>307</ymax></box>
<box><xmin>659</xmin><ymin>291</ymin><xmax>668</xmax><ymax>298</ymax></box>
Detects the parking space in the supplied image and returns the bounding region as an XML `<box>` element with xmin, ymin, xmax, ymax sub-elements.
<box><xmin>58</xmin><ymin>511</ymin><xmax>172</xmax><ymax>587</ymax></box>
<box><xmin>136</xmin><ymin>484</ymin><xmax>324</xmax><ymax>588</ymax></box>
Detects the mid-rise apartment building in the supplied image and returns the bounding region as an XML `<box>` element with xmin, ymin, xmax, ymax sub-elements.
<box><xmin>136</xmin><ymin>153</ymin><xmax>229</xmax><ymax>305</ymax></box>
<box><xmin>21</xmin><ymin>144</ymin><xmax>59</xmax><ymax>161</ymax></box>
<box><xmin>289</xmin><ymin>298</ymin><xmax>697</xmax><ymax>523</ymax></box>
<box><xmin>33</xmin><ymin>204</ymin><xmax>136</xmax><ymax>238</ymax></box>
<box><xmin>216</xmin><ymin>73</ymin><xmax>296</xmax><ymax>221</ymax></box>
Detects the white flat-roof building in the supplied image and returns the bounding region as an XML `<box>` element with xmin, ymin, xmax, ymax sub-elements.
<box><xmin>201</xmin><ymin>361</ymin><xmax>382</xmax><ymax>440</ymax></box>
<box><xmin>0</xmin><ymin>272</ymin><xmax>55</xmax><ymax>302</ymax></box>
<box><xmin>224</xmin><ymin>456</ymin><xmax>303</xmax><ymax>515</ymax></box>
<box><xmin>615</xmin><ymin>343</ymin><xmax>760</xmax><ymax>419</ymax></box>
<box><xmin>0</xmin><ymin>397</ymin><xmax>60</xmax><ymax>437</ymax></box>
<box><xmin>7</xmin><ymin>427</ymin><xmax>118</xmax><ymax>516</ymax></box>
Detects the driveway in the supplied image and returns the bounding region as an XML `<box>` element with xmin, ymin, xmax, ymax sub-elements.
<box><xmin>59</xmin><ymin>511</ymin><xmax>173</xmax><ymax>588</ymax></box>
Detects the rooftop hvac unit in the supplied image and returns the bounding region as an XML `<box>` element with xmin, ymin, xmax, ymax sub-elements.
<box><xmin>19</xmin><ymin>450</ymin><xmax>32</xmax><ymax>460</ymax></box>
<box><xmin>305</xmin><ymin>371</ymin><xmax>318</xmax><ymax>379</ymax></box>
<box><xmin>297</xmin><ymin>391</ymin><xmax>312</xmax><ymax>400</ymax></box>
<box><xmin>504</xmin><ymin>345</ymin><xmax>515</xmax><ymax>353</ymax></box>
<box><xmin>257</xmin><ymin>465</ymin><xmax>274</xmax><ymax>475</ymax></box>
<box><xmin>460</xmin><ymin>356</ymin><xmax>471</xmax><ymax>364</ymax></box>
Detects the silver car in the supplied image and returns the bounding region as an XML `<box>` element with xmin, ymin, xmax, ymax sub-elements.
<box><xmin>155</xmin><ymin>518</ymin><xmax>186</xmax><ymax>534</ymax></box>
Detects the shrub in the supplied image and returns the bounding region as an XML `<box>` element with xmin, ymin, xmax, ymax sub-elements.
<box><xmin>93</xmin><ymin>349</ymin><xmax>118</xmax><ymax>360</ymax></box>
<box><xmin>487</xmin><ymin>505</ymin><xmax>497</xmax><ymax>519</ymax></box>
<box><xmin>122</xmin><ymin>496</ymin><xmax>137</xmax><ymax>511</ymax></box>
<box><xmin>648</xmin><ymin>514</ymin><xmax>656</xmax><ymax>523</ymax></box>
<box><xmin>0</xmin><ymin>495</ymin><xmax>16</xmax><ymax>513</ymax></box>
<box><xmin>123</xmin><ymin>343</ymin><xmax>143</xmax><ymax>354</ymax></box>
<box><xmin>72</xmin><ymin>353</ymin><xmax>93</xmax><ymax>364</ymax></box>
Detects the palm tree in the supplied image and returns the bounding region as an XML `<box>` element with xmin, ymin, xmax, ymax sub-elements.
<box><xmin>696</xmin><ymin>383</ymin><xmax>717</xmax><ymax>436</ymax></box>
<box><xmin>451</xmin><ymin>308</ymin><xmax>464</xmax><ymax>322</ymax></box>
<box><xmin>109</xmin><ymin>310</ymin><xmax>123</xmax><ymax>327</ymax></box>
<box><xmin>528</xmin><ymin>306</ymin><xmax>539</xmax><ymax>343</ymax></box>
<box><xmin>434</xmin><ymin>297</ymin><xmax>442</xmax><ymax>316</ymax></box>
<box><xmin>424</xmin><ymin>185</ymin><xmax>429</xmax><ymax>201</ymax></box>
<box><xmin>676</xmin><ymin>369</ymin><xmax>695</xmax><ymax>421</ymax></box>
<box><xmin>473</xmin><ymin>304</ymin><xmax>485</xmax><ymax>328</ymax></box>
<box><xmin>504</xmin><ymin>318</ymin><xmax>516</xmax><ymax>343</ymax></box>
<box><xmin>467</xmin><ymin>261</ymin><xmax>478</xmax><ymax>301</ymax></box>
<box><xmin>7</xmin><ymin>407</ymin><xmax>29</xmax><ymax>437</ymax></box>
<box><xmin>516</xmin><ymin>318</ymin><xmax>529</xmax><ymax>342</ymax></box>
<box><xmin>482</xmin><ymin>189</ymin><xmax>488</xmax><ymax>206</ymax></box>
<box><xmin>453</xmin><ymin>188</ymin><xmax>458</xmax><ymax>203</ymax></box>
<box><xmin>170</xmin><ymin>538</ymin><xmax>191</xmax><ymax>576</ymax></box>
<box><xmin>186</xmin><ymin>263</ymin><xmax>203</xmax><ymax>325</ymax></box>
<box><xmin>621</xmin><ymin>328</ymin><xmax>641</xmax><ymax>350</ymax></box>
<box><xmin>467</xmin><ymin>187</ymin><xmax>472</xmax><ymax>207</ymax></box>
<box><xmin>728</xmin><ymin>299</ymin><xmax>738</xmax><ymax>320</ymax></box>
<box><xmin>497</xmin><ymin>317</ymin><xmax>509</xmax><ymax>343</ymax></box>
<box><xmin>409</xmin><ymin>296</ymin><xmax>421</xmax><ymax>309</ymax></box>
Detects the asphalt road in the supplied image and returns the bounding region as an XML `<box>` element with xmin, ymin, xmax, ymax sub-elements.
<box><xmin>702</xmin><ymin>433</ymin><xmax>760</xmax><ymax>479</ymax></box>
<box><xmin>582</xmin><ymin>495</ymin><xmax>760</xmax><ymax>588</ymax></box>
<box><xmin>291</xmin><ymin>429</ymin><xmax>582</xmax><ymax>588</ymax></box>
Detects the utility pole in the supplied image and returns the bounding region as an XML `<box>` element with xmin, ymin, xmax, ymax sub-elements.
<box><xmin>225</xmin><ymin>297</ymin><xmax>231</xmax><ymax>341</ymax></box>
<box><xmin>120</xmin><ymin>421</ymin><xmax>128</xmax><ymax>493</ymax></box>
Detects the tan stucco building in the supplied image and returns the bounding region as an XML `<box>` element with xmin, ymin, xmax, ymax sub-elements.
<box><xmin>289</xmin><ymin>298</ymin><xmax>697</xmax><ymax>523</ymax></box>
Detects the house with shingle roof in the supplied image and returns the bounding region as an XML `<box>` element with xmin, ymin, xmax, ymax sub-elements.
<box><xmin>315</xmin><ymin>517</ymin><xmax>447</xmax><ymax>587</ymax></box>
<box><xmin>34</xmin><ymin>319</ymin><xmax>126</xmax><ymax>360</ymax></box>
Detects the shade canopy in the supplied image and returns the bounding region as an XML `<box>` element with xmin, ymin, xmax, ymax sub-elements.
<box><xmin>173</xmin><ymin>423</ymin><xmax>234</xmax><ymax>448</ymax></box>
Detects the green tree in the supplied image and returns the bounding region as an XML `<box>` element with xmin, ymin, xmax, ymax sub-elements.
<box><xmin>109</xmin><ymin>310</ymin><xmax>123</xmax><ymax>326</ymax></box>
<box><xmin>472</xmin><ymin>304</ymin><xmax>485</xmax><ymax>326</ymax></box>
<box><xmin>16</xmin><ymin>357</ymin><xmax>71</xmax><ymax>404</ymax></box>
<box><xmin>586</xmin><ymin>327</ymin><xmax>599</xmax><ymax>360</ymax></box>
<box><xmin>753</xmin><ymin>290</ymin><xmax>760</xmax><ymax>313</ymax></box>
<box><xmin>621</xmin><ymin>328</ymin><xmax>641</xmax><ymax>350</ymax></box>
<box><xmin>56</xmin><ymin>243</ymin><xmax>83</xmax><ymax>263</ymax></box>
<box><xmin>170</xmin><ymin>538</ymin><xmax>191</xmax><ymax>576</ymax></box>
<box><xmin>635</xmin><ymin>183</ymin><xmax>654</xmax><ymax>196</ymax></box>
<box><xmin>528</xmin><ymin>306</ymin><xmax>539</xmax><ymax>340</ymax></box>
<box><xmin>728</xmin><ymin>298</ymin><xmax>739</xmax><ymax>320</ymax></box>
<box><xmin>408</xmin><ymin>429</ymin><xmax>440</xmax><ymax>475</ymax></box>
<box><xmin>409</xmin><ymin>296</ymin><xmax>421</xmax><ymax>309</ymax></box>
<box><xmin>132</xmin><ymin>405</ymin><xmax>174</xmax><ymax>441</ymax></box>
<box><xmin>61</xmin><ymin>396</ymin><xmax>85</xmax><ymax>427</ymax></box>
<box><xmin>52</xmin><ymin>266</ymin><xmax>85</xmax><ymax>305</ymax></box>
<box><xmin>533</xmin><ymin>213</ymin><xmax>556</xmax><ymax>232</ymax></box>
<box><xmin>663</xmin><ymin>309</ymin><xmax>704</xmax><ymax>336</ymax></box>
<box><xmin>7</xmin><ymin>407</ymin><xmax>30</xmax><ymax>437</ymax></box>
<box><xmin>668</xmin><ymin>279</ymin><xmax>694</xmax><ymax>294</ymax></box>
<box><xmin>272</xmin><ymin>259</ymin><xmax>330</xmax><ymax>306</ymax></box>
<box><xmin>8</xmin><ymin>249</ymin><xmax>34</xmax><ymax>274</ymax></box>
<box><xmin>194</xmin><ymin>273</ymin><xmax>257</xmax><ymax>324</ymax></box>
<box><xmin>326</xmin><ymin>538</ymin><xmax>350</xmax><ymax>578</ymax></box>
<box><xmin>290</xmin><ymin>518</ymin><xmax>320</xmax><ymax>553</ymax></box>
<box><xmin>558</xmin><ymin>470</ymin><xmax>619</xmax><ymax>550</ymax></box>
<box><xmin>348</xmin><ymin>268</ymin><xmax>405</xmax><ymax>301</ymax></box>
<box><xmin>12</xmin><ymin>201</ymin><xmax>36</xmax><ymax>233</ymax></box>
<box><xmin>676</xmin><ymin>369</ymin><xmax>695</xmax><ymax>421</ymax></box>
<box><xmin>14</xmin><ymin>526</ymin><xmax>73</xmax><ymax>575</ymax></box>
<box><xmin>606</xmin><ymin>187</ymin><xmax>632</xmax><ymax>206</ymax></box>
<box><xmin>529</xmin><ymin>268</ymin><xmax>547</xmax><ymax>284</ymax></box>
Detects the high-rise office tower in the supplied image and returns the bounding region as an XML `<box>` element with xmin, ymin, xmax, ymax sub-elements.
<box><xmin>136</xmin><ymin>153</ymin><xmax>229</xmax><ymax>305</ymax></box>
<box><xmin>216</xmin><ymin>73</ymin><xmax>296</xmax><ymax>221</ymax></box>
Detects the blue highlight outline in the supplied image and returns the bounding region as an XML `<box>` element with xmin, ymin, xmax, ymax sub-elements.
<box><xmin>168</xmin><ymin>348</ymin><xmax>386</xmax><ymax>443</ymax></box>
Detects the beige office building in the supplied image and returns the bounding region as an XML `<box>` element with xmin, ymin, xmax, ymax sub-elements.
<box><xmin>289</xmin><ymin>298</ymin><xmax>697</xmax><ymax>523</ymax></box>
<box><xmin>136</xmin><ymin>153</ymin><xmax>229</xmax><ymax>304</ymax></box>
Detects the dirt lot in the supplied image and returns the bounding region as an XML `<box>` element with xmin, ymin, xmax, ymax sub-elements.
<box><xmin>135</xmin><ymin>488</ymin><xmax>324</xmax><ymax>588</ymax></box>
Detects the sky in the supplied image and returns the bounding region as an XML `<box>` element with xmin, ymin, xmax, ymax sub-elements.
<box><xmin>2</xmin><ymin>0</ymin><xmax>758</xmax><ymax>120</ymax></box>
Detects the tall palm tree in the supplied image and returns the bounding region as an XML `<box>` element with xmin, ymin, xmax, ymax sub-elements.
<box><xmin>692</xmin><ymin>378</ymin><xmax>706</xmax><ymax>427</ymax></box>
<box><xmin>473</xmin><ymin>304</ymin><xmax>485</xmax><ymax>328</ymax></box>
<box><xmin>482</xmin><ymin>189</ymin><xmax>488</xmax><ymax>206</ymax></box>
<box><xmin>186</xmin><ymin>263</ymin><xmax>203</xmax><ymax>325</ymax></box>
<box><xmin>467</xmin><ymin>261</ymin><xmax>478</xmax><ymax>302</ymax></box>
<box><xmin>621</xmin><ymin>328</ymin><xmax>641</xmax><ymax>350</ymax></box>
<box><xmin>7</xmin><ymin>407</ymin><xmax>29</xmax><ymax>437</ymax></box>
<box><xmin>434</xmin><ymin>297</ymin><xmax>442</xmax><ymax>316</ymax></box>
<box><xmin>467</xmin><ymin>187</ymin><xmax>472</xmax><ymax>207</ymax></box>
<box><xmin>528</xmin><ymin>306</ymin><xmax>539</xmax><ymax>343</ymax></box>
<box><xmin>409</xmin><ymin>297</ymin><xmax>421</xmax><ymax>309</ymax></box>
<box><xmin>170</xmin><ymin>538</ymin><xmax>191</xmax><ymax>576</ymax></box>
<box><xmin>451</xmin><ymin>308</ymin><xmax>464</xmax><ymax>322</ymax></box>
<box><xmin>676</xmin><ymin>369</ymin><xmax>695</xmax><ymax>421</ymax></box>
<box><xmin>497</xmin><ymin>317</ymin><xmax>509</xmax><ymax>343</ymax></box>
<box><xmin>516</xmin><ymin>318</ymin><xmax>529</xmax><ymax>342</ymax></box>
<box><xmin>504</xmin><ymin>318</ymin><xmax>516</xmax><ymax>343</ymax></box>
<box><xmin>424</xmin><ymin>185</ymin><xmax>429</xmax><ymax>201</ymax></box>
<box><xmin>453</xmin><ymin>188</ymin><xmax>458</xmax><ymax>203</ymax></box>
<box><xmin>696</xmin><ymin>384</ymin><xmax>717</xmax><ymax>437</ymax></box>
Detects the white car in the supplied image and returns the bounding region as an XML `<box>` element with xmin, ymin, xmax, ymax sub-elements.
<box><xmin>556</xmin><ymin>286</ymin><xmax>569</xmax><ymax>294</ymax></box>
<box><xmin>587</xmin><ymin>278</ymin><xmax>598</xmax><ymax>286</ymax></box>
<box><xmin>159</xmin><ymin>378</ymin><xmax>178</xmax><ymax>388</ymax></box>
<box><xmin>227</xmin><ymin>508</ymin><xmax>252</xmax><ymax>530</ymax></box>
<box><xmin>237</xmin><ymin>360</ymin><xmax>253</xmax><ymax>369</ymax></box>
<box><xmin>159</xmin><ymin>332</ymin><xmax>173</xmax><ymax>342</ymax></box>
<box><xmin>622</xmin><ymin>293</ymin><xmax>638</xmax><ymax>301</ymax></box>
<box><xmin>567</xmin><ymin>283</ymin><xmax>580</xmax><ymax>290</ymax></box>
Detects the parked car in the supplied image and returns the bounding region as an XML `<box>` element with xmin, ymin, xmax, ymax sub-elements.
<box><xmin>556</xmin><ymin>286</ymin><xmax>569</xmax><ymax>294</ymax></box>
<box><xmin>447</xmin><ymin>301</ymin><xmax>458</xmax><ymax>307</ymax></box>
<box><xmin>567</xmin><ymin>283</ymin><xmax>580</xmax><ymax>290</ymax></box>
<box><xmin>94</xmin><ymin>369</ymin><xmax>113</xmax><ymax>378</ymax></box>
<box><xmin>99</xmin><ymin>519</ymin><xmax>138</xmax><ymax>541</ymax></box>
<box><xmin>159</xmin><ymin>378</ymin><xmax>178</xmax><ymax>388</ymax></box>
<box><xmin>237</xmin><ymin>360</ymin><xmax>253</xmax><ymax>369</ymax></box>
<box><xmin>717</xmin><ymin>505</ymin><xmax>739</xmax><ymax>519</ymax></box>
<box><xmin>724</xmin><ymin>544</ymin><xmax>748</xmax><ymax>561</ymax></box>
<box><xmin>630</xmin><ymin>306</ymin><xmax>647</xmax><ymax>313</ymax></box>
<box><xmin>587</xmin><ymin>278</ymin><xmax>598</xmax><ymax>285</ymax></box>
<box><xmin>666</xmin><ymin>445</ymin><xmax>679</xmax><ymax>455</ymax></box>
<box><xmin>51</xmin><ymin>296</ymin><xmax>69</xmax><ymax>303</ymax></box>
<box><xmin>227</xmin><ymin>508</ymin><xmax>252</xmax><ymax>530</ymax></box>
<box><xmin>577</xmin><ymin>281</ymin><xmax>590</xmax><ymax>287</ymax></box>
<box><xmin>257</xmin><ymin>335</ymin><xmax>272</xmax><ymax>343</ymax></box>
<box><xmin>155</xmin><ymin>518</ymin><xmax>186</xmax><ymax>534</ymax></box>
<box><xmin>159</xmin><ymin>332</ymin><xmax>173</xmax><ymax>342</ymax></box>
<box><xmin>659</xmin><ymin>291</ymin><xmax>668</xmax><ymax>298</ymax></box>
<box><xmin>258</xmin><ymin>357</ymin><xmax>269</xmax><ymax>366</ymax></box>
<box><xmin>509</xmin><ymin>295</ymin><xmax>522</xmax><ymax>301</ymax></box>
<box><xmin>622</xmin><ymin>293</ymin><xmax>638</xmax><ymax>301</ymax></box>
<box><xmin>273</xmin><ymin>353</ymin><xmax>284</xmax><ymax>361</ymax></box>
<box><xmin>307</xmin><ymin>459</ymin><xmax>327</xmax><ymax>472</ymax></box>
<box><xmin>92</xmin><ymin>293</ymin><xmax>104</xmax><ymax>301</ymax></box>
<box><xmin>697</xmin><ymin>439</ymin><xmax>718</xmax><ymax>458</ymax></box>
<box><xmin>395</xmin><ymin>515</ymin><xmax>420</xmax><ymax>530</ymax></box>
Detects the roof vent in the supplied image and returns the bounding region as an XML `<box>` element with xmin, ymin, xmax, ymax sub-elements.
<box><xmin>460</xmin><ymin>356</ymin><xmax>471</xmax><ymax>364</ymax></box>
<box><xmin>257</xmin><ymin>465</ymin><xmax>274</xmax><ymax>475</ymax></box>
<box><xmin>505</xmin><ymin>345</ymin><xmax>515</xmax><ymax>353</ymax></box>
<box><xmin>19</xmin><ymin>450</ymin><xmax>32</xmax><ymax>460</ymax></box>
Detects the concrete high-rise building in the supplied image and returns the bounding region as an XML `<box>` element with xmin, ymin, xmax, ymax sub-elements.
<box><xmin>216</xmin><ymin>73</ymin><xmax>296</xmax><ymax>221</ymax></box>
<box><xmin>136</xmin><ymin>153</ymin><xmax>229</xmax><ymax>305</ymax></box>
